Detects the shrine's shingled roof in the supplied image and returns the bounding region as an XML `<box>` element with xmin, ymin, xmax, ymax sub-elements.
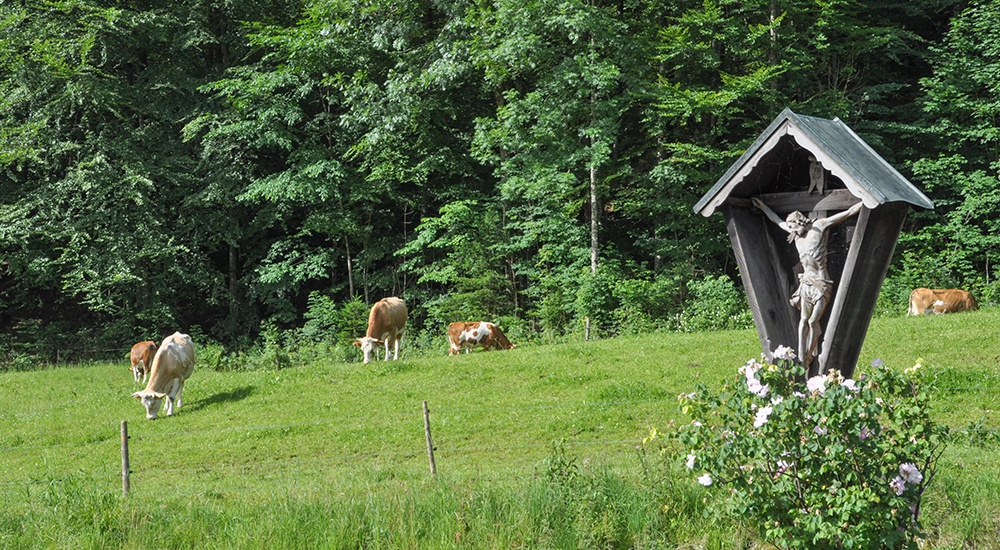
<box><xmin>694</xmin><ymin>108</ymin><xmax>934</xmax><ymax>216</ymax></box>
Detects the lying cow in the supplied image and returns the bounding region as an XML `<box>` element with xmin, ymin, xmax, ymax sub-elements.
<box><xmin>447</xmin><ymin>321</ymin><xmax>516</xmax><ymax>355</ymax></box>
<box><xmin>354</xmin><ymin>297</ymin><xmax>407</xmax><ymax>364</ymax></box>
<box><xmin>908</xmin><ymin>287</ymin><xmax>979</xmax><ymax>315</ymax></box>
<box><xmin>129</xmin><ymin>340</ymin><xmax>157</xmax><ymax>384</ymax></box>
<box><xmin>132</xmin><ymin>332</ymin><xmax>196</xmax><ymax>419</ymax></box>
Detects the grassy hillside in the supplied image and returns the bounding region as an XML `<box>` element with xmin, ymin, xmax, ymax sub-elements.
<box><xmin>1</xmin><ymin>310</ymin><xmax>999</xmax><ymax>548</ymax></box>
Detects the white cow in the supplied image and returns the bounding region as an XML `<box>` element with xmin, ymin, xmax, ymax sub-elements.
<box><xmin>131</xmin><ymin>332</ymin><xmax>196</xmax><ymax>420</ymax></box>
<box><xmin>354</xmin><ymin>297</ymin><xmax>407</xmax><ymax>364</ymax></box>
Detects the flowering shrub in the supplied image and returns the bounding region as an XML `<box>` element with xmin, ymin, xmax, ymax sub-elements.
<box><xmin>670</xmin><ymin>351</ymin><xmax>948</xmax><ymax>549</ymax></box>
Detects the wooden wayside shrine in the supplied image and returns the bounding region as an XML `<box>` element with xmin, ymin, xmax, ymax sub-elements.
<box><xmin>694</xmin><ymin>109</ymin><xmax>934</xmax><ymax>379</ymax></box>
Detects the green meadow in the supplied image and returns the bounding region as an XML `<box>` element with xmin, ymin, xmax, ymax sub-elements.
<box><xmin>1</xmin><ymin>310</ymin><xmax>999</xmax><ymax>548</ymax></box>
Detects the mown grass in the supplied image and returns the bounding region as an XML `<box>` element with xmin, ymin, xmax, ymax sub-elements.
<box><xmin>0</xmin><ymin>310</ymin><xmax>998</xmax><ymax>548</ymax></box>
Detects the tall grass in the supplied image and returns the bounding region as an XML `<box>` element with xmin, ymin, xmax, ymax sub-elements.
<box><xmin>1</xmin><ymin>310</ymin><xmax>998</xmax><ymax>547</ymax></box>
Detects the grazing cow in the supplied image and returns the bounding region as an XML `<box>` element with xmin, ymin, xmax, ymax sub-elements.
<box><xmin>129</xmin><ymin>340</ymin><xmax>157</xmax><ymax>384</ymax></box>
<box><xmin>354</xmin><ymin>297</ymin><xmax>407</xmax><ymax>364</ymax></box>
<box><xmin>908</xmin><ymin>288</ymin><xmax>979</xmax><ymax>315</ymax></box>
<box><xmin>131</xmin><ymin>332</ymin><xmax>196</xmax><ymax>420</ymax></box>
<box><xmin>447</xmin><ymin>321</ymin><xmax>516</xmax><ymax>355</ymax></box>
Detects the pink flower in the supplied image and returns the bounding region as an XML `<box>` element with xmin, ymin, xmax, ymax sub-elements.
<box><xmin>890</xmin><ymin>476</ymin><xmax>906</xmax><ymax>495</ymax></box>
<box><xmin>860</xmin><ymin>425</ymin><xmax>871</xmax><ymax>440</ymax></box>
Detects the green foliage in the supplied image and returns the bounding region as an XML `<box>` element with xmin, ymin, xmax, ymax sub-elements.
<box><xmin>875</xmin><ymin>251</ymin><xmax>964</xmax><ymax>317</ymax></box>
<box><xmin>608</xmin><ymin>272</ymin><xmax>684</xmax><ymax>335</ymax></box>
<box><xmin>398</xmin><ymin>199</ymin><xmax>518</xmax><ymax>330</ymax></box>
<box><xmin>669</xmin><ymin>353</ymin><xmax>948</xmax><ymax>549</ymax></box>
<box><xmin>678</xmin><ymin>274</ymin><xmax>753</xmax><ymax>332</ymax></box>
<box><xmin>0</xmin><ymin>0</ymin><xmax>990</xmax><ymax>360</ymax></box>
<box><xmin>301</xmin><ymin>293</ymin><xmax>369</xmax><ymax>346</ymax></box>
<box><xmin>900</xmin><ymin>0</ymin><xmax>1000</xmax><ymax>292</ymax></box>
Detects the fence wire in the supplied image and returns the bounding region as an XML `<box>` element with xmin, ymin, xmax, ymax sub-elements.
<box><xmin>1</xmin><ymin>390</ymin><xmax>998</xmax><ymax>490</ymax></box>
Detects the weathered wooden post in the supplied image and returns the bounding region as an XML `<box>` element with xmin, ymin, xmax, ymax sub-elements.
<box><xmin>423</xmin><ymin>401</ymin><xmax>436</xmax><ymax>477</ymax></box>
<box><xmin>120</xmin><ymin>420</ymin><xmax>130</xmax><ymax>497</ymax></box>
<box><xmin>694</xmin><ymin>109</ymin><xmax>933</xmax><ymax>379</ymax></box>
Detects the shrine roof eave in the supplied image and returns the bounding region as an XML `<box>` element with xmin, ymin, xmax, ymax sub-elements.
<box><xmin>693</xmin><ymin>108</ymin><xmax>935</xmax><ymax>217</ymax></box>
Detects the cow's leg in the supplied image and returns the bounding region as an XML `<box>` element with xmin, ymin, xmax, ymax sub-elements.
<box><xmin>174</xmin><ymin>380</ymin><xmax>184</xmax><ymax>409</ymax></box>
<box><xmin>393</xmin><ymin>338</ymin><xmax>400</xmax><ymax>361</ymax></box>
<box><xmin>165</xmin><ymin>379</ymin><xmax>180</xmax><ymax>416</ymax></box>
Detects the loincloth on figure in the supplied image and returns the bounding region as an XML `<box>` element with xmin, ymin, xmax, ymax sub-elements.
<box><xmin>790</xmin><ymin>272</ymin><xmax>833</xmax><ymax>309</ymax></box>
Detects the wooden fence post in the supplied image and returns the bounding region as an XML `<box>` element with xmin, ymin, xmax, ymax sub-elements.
<box><xmin>120</xmin><ymin>420</ymin><xmax>130</xmax><ymax>497</ymax></box>
<box><xmin>423</xmin><ymin>401</ymin><xmax>436</xmax><ymax>477</ymax></box>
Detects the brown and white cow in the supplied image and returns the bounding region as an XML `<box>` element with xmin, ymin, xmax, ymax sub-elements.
<box><xmin>129</xmin><ymin>340</ymin><xmax>157</xmax><ymax>384</ymax></box>
<box><xmin>131</xmin><ymin>332</ymin><xmax>196</xmax><ymax>420</ymax></box>
<box><xmin>447</xmin><ymin>321</ymin><xmax>516</xmax><ymax>355</ymax></box>
<box><xmin>354</xmin><ymin>297</ymin><xmax>407</xmax><ymax>364</ymax></box>
<box><xmin>908</xmin><ymin>287</ymin><xmax>979</xmax><ymax>315</ymax></box>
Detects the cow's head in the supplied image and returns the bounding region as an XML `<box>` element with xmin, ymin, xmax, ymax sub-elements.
<box><xmin>353</xmin><ymin>337</ymin><xmax>383</xmax><ymax>364</ymax></box>
<box><xmin>132</xmin><ymin>390</ymin><xmax>168</xmax><ymax>420</ymax></box>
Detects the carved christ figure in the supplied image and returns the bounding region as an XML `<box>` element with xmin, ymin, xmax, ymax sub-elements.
<box><xmin>751</xmin><ymin>197</ymin><xmax>864</xmax><ymax>370</ymax></box>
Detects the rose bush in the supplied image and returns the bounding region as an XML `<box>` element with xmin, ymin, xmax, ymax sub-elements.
<box><xmin>668</xmin><ymin>351</ymin><xmax>947</xmax><ymax>549</ymax></box>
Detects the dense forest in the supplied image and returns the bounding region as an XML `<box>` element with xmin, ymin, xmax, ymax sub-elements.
<box><xmin>0</xmin><ymin>0</ymin><xmax>997</xmax><ymax>362</ymax></box>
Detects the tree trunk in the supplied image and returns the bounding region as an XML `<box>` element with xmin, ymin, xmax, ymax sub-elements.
<box><xmin>344</xmin><ymin>237</ymin><xmax>355</xmax><ymax>299</ymax></box>
<box><xmin>590</xmin><ymin>157</ymin><xmax>598</xmax><ymax>275</ymax></box>
<box><xmin>228</xmin><ymin>243</ymin><xmax>239</xmax><ymax>314</ymax></box>
<box><xmin>590</xmin><ymin>60</ymin><xmax>599</xmax><ymax>276</ymax></box>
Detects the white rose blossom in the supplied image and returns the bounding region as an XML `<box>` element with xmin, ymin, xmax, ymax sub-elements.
<box><xmin>806</xmin><ymin>375</ymin><xmax>826</xmax><ymax>395</ymax></box>
<box><xmin>772</xmin><ymin>345</ymin><xmax>796</xmax><ymax>361</ymax></box>
<box><xmin>899</xmin><ymin>462</ymin><xmax>923</xmax><ymax>484</ymax></box>
<box><xmin>697</xmin><ymin>473</ymin><xmax>713</xmax><ymax>486</ymax></box>
<box><xmin>739</xmin><ymin>359</ymin><xmax>762</xmax><ymax>377</ymax></box>
<box><xmin>686</xmin><ymin>453</ymin><xmax>697</xmax><ymax>469</ymax></box>
<box><xmin>746</xmin><ymin>376</ymin><xmax>770</xmax><ymax>398</ymax></box>
<box><xmin>754</xmin><ymin>405</ymin><xmax>773</xmax><ymax>428</ymax></box>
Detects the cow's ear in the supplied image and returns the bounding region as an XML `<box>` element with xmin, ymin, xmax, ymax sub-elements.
<box><xmin>353</xmin><ymin>339</ymin><xmax>362</xmax><ymax>347</ymax></box>
<box><xmin>131</xmin><ymin>392</ymin><xmax>142</xmax><ymax>399</ymax></box>
<box><xmin>375</xmin><ymin>339</ymin><xmax>385</xmax><ymax>345</ymax></box>
<box><xmin>153</xmin><ymin>392</ymin><xmax>168</xmax><ymax>399</ymax></box>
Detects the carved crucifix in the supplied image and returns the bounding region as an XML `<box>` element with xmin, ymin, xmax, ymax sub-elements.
<box><xmin>751</xmin><ymin>198</ymin><xmax>864</xmax><ymax>370</ymax></box>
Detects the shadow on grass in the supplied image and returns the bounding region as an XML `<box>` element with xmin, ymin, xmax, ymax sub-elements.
<box><xmin>186</xmin><ymin>386</ymin><xmax>255</xmax><ymax>413</ymax></box>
